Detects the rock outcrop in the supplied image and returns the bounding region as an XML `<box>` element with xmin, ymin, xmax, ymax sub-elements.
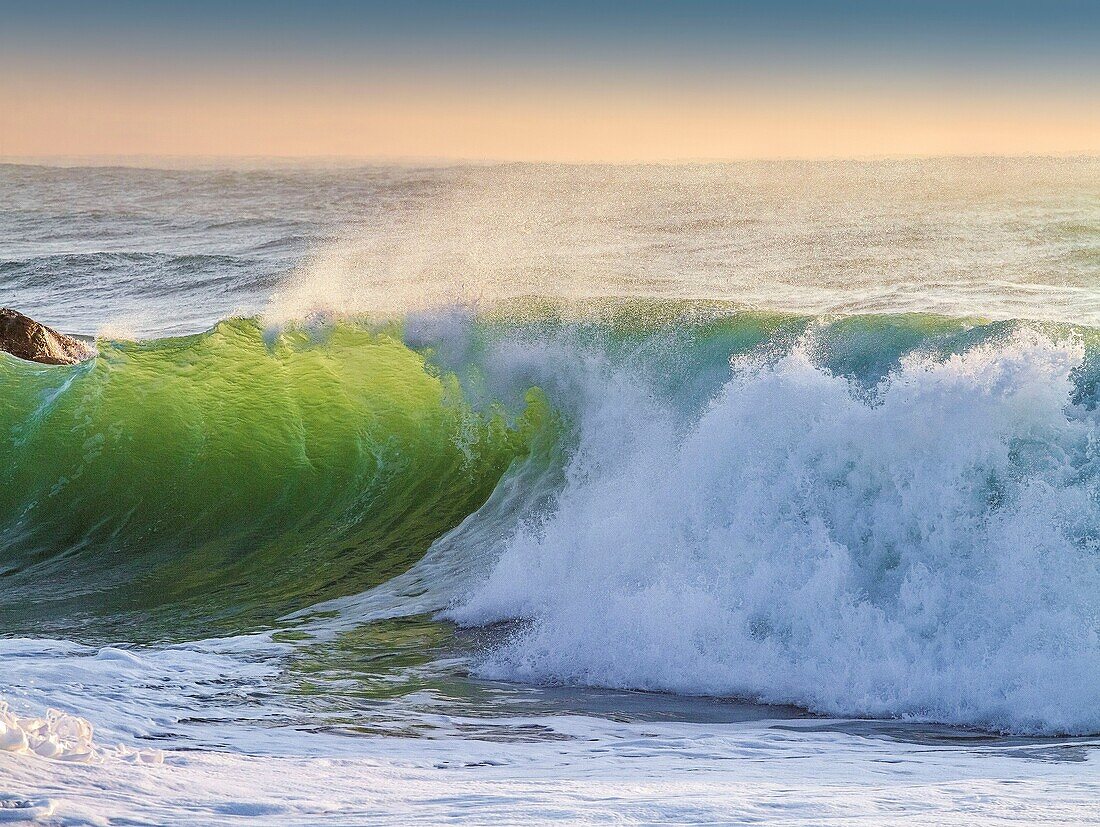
<box><xmin>0</xmin><ymin>308</ymin><xmax>96</xmax><ymax>365</ymax></box>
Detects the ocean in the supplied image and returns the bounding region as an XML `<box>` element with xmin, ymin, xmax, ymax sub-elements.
<box><xmin>1</xmin><ymin>157</ymin><xmax>1099</xmax><ymax>824</ymax></box>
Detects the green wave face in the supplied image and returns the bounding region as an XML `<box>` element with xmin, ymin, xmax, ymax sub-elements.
<box><xmin>0</xmin><ymin>318</ymin><xmax>542</xmax><ymax>640</ymax></box>
<box><xmin>2</xmin><ymin>304</ymin><xmax>1097</xmax><ymax>643</ymax></box>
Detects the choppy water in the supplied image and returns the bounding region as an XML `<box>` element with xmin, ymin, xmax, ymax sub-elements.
<box><xmin>2</xmin><ymin>158</ymin><xmax>1100</xmax><ymax>825</ymax></box>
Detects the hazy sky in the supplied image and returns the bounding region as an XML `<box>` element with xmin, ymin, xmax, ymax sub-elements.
<box><xmin>2</xmin><ymin>1</ymin><xmax>1098</xmax><ymax>161</ymax></box>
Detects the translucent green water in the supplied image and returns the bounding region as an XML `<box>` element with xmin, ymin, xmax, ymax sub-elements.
<box><xmin>0</xmin><ymin>317</ymin><xmax>545</xmax><ymax>640</ymax></box>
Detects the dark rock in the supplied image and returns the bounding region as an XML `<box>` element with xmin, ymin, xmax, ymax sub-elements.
<box><xmin>0</xmin><ymin>308</ymin><xmax>97</xmax><ymax>365</ymax></box>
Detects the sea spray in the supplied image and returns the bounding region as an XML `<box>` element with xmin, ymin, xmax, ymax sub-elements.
<box><xmin>448</xmin><ymin>323</ymin><xmax>1100</xmax><ymax>734</ymax></box>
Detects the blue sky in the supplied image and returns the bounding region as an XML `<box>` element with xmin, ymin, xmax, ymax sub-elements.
<box><xmin>6</xmin><ymin>1</ymin><xmax>1099</xmax><ymax>63</ymax></box>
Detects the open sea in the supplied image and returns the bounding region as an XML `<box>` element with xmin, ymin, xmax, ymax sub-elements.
<box><xmin>2</xmin><ymin>157</ymin><xmax>1100</xmax><ymax>824</ymax></box>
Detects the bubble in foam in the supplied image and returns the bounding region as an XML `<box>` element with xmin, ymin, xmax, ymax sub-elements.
<box><xmin>0</xmin><ymin>798</ymin><xmax>55</xmax><ymax>823</ymax></box>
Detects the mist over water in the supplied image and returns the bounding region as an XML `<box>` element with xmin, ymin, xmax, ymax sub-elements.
<box><xmin>2</xmin><ymin>157</ymin><xmax>1100</xmax><ymax>823</ymax></box>
<box><xmin>3</xmin><ymin>157</ymin><xmax>1098</xmax><ymax>335</ymax></box>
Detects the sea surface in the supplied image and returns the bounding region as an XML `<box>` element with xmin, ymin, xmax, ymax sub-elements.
<box><xmin>1</xmin><ymin>158</ymin><xmax>1100</xmax><ymax>824</ymax></box>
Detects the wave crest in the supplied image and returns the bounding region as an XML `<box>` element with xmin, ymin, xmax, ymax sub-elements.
<box><xmin>450</xmin><ymin>327</ymin><xmax>1100</xmax><ymax>734</ymax></box>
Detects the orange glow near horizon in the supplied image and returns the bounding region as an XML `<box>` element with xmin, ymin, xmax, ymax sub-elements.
<box><xmin>4</xmin><ymin>67</ymin><xmax>1099</xmax><ymax>162</ymax></box>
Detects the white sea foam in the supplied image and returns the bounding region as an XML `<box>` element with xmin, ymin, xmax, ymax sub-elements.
<box><xmin>1</xmin><ymin>711</ymin><xmax>1098</xmax><ymax>825</ymax></box>
<box><xmin>0</xmin><ymin>696</ymin><xmax>162</xmax><ymax>823</ymax></box>
<box><xmin>0</xmin><ymin>699</ymin><xmax>161</xmax><ymax>766</ymax></box>
<box><xmin>451</xmin><ymin>331</ymin><xmax>1100</xmax><ymax>734</ymax></box>
<box><xmin>0</xmin><ymin>635</ymin><xmax>288</xmax><ymax>769</ymax></box>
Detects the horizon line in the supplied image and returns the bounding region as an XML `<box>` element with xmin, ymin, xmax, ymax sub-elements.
<box><xmin>4</xmin><ymin>151</ymin><xmax>1100</xmax><ymax>170</ymax></box>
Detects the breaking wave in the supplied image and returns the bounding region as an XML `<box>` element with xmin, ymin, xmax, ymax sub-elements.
<box><xmin>4</xmin><ymin>301</ymin><xmax>1100</xmax><ymax>734</ymax></box>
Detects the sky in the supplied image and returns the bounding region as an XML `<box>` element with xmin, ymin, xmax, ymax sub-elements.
<box><xmin>1</xmin><ymin>0</ymin><xmax>1098</xmax><ymax>161</ymax></box>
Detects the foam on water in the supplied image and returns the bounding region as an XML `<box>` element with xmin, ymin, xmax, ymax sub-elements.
<box><xmin>4</xmin><ymin>159</ymin><xmax>1100</xmax><ymax>822</ymax></box>
<box><xmin>0</xmin><ymin>689</ymin><xmax>162</xmax><ymax>822</ymax></box>
<box><xmin>0</xmin><ymin>700</ymin><xmax>161</xmax><ymax>765</ymax></box>
<box><xmin>452</xmin><ymin>330</ymin><xmax>1100</xmax><ymax>734</ymax></box>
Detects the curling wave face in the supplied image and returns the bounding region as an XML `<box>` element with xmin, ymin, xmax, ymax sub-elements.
<box><xmin>0</xmin><ymin>316</ymin><xmax>544</xmax><ymax>640</ymax></box>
